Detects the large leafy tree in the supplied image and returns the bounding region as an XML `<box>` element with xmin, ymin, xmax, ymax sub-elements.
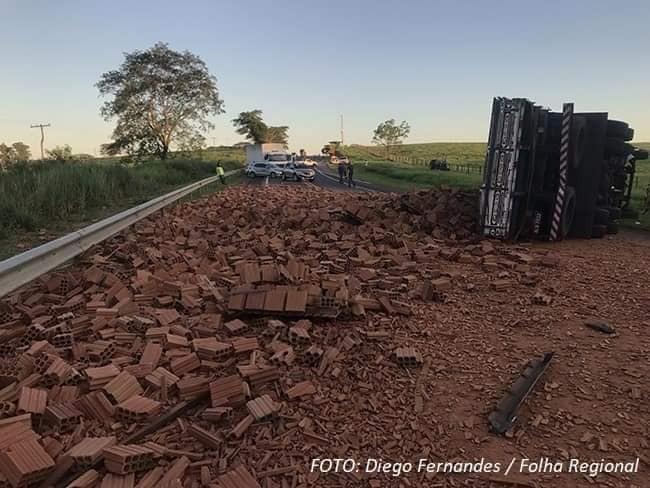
<box><xmin>232</xmin><ymin>110</ymin><xmax>267</xmax><ymax>144</ymax></box>
<box><xmin>372</xmin><ymin>119</ymin><xmax>411</xmax><ymax>158</ymax></box>
<box><xmin>0</xmin><ymin>141</ymin><xmax>31</xmax><ymax>168</ymax></box>
<box><xmin>265</xmin><ymin>125</ymin><xmax>289</xmax><ymax>145</ymax></box>
<box><xmin>232</xmin><ymin>110</ymin><xmax>289</xmax><ymax>146</ymax></box>
<box><xmin>97</xmin><ymin>42</ymin><xmax>224</xmax><ymax>160</ymax></box>
<box><xmin>12</xmin><ymin>142</ymin><xmax>31</xmax><ymax>161</ymax></box>
<box><xmin>46</xmin><ymin>145</ymin><xmax>74</xmax><ymax>162</ymax></box>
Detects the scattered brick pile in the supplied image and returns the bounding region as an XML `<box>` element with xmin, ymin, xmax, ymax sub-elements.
<box><xmin>0</xmin><ymin>185</ymin><xmax>645</xmax><ymax>488</ymax></box>
<box><xmin>339</xmin><ymin>187</ymin><xmax>478</xmax><ymax>240</ymax></box>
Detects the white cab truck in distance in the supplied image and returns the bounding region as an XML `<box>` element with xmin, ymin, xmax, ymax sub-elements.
<box><xmin>245</xmin><ymin>143</ymin><xmax>290</xmax><ymax>165</ymax></box>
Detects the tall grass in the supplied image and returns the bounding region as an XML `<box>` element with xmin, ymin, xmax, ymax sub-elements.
<box><xmin>0</xmin><ymin>159</ymin><xmax>240</xmax><ymax>239</ymax></box>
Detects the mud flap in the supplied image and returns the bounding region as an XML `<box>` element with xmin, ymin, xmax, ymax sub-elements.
<box><xmin>488</xmin><ymin>352</ymin><xmax>554</xmax><ymax>434</ymax></box>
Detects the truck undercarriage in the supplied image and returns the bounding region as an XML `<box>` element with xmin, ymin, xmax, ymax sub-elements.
<box><xmin>479</xmin><ymin>97</ymin><xmax>648</xmax><ymax>240</ymax></box>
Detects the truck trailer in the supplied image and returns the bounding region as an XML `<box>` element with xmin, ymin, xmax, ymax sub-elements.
<box><xmin>479</xmin><ymin>97</ymin><xmax>648</xmax><ymax>241</ymax></box>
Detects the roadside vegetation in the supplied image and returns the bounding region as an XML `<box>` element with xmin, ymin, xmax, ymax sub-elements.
<box><xmin>342</xmin><ymin>142</ymin><xmax>487</xmax><ymax>166</ymax></box>
<box><xmin>346</xmin><ymin>161</ymin><xmax>481</xmax><ymax>192</ymax></box>
<box><xmin>0</xmin><ymin>156</ymin><xmax>243</xmax><ymax>258</ymax></box>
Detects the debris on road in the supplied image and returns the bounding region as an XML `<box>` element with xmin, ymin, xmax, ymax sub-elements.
<box><xmin>0</xmin><ymin>185</ymin><xmax>647</xmax><ymax>488</ymax></box>
<box><xmin>488</xmin><ymin>352</ymin><xmax>555</xmax><ymax>434</ymax></box>
<box><xmin>584</xmin><ymin>319</ymin><xmax>616</xmax><ymax>334</ymax></box>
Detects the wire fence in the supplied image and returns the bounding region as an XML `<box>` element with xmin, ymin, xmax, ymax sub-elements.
<box><xmin>387</xmin><ymin>155</ymin><xmax>485</xmax><ymax>174</ymax></box>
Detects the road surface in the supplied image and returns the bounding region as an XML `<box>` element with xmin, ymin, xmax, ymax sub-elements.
<box><xmin>240</xmin><ymin>162</ymin><xmax>387</xmax><ymax>192</ymax></box>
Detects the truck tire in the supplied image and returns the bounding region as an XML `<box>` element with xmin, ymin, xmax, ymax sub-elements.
<box><xmin>605</xmin><ymin>137</ymin><xmax>634</xmax><ymax>156</ymax></box>
<box><xmin>622</xmin><ymin>207</ymin><xmax>639</xmax><ymax>219</ymax></box>
<box><xmin>606</xmin><ymin>222</ymin><xmax>619</xmax><ymax>234</ymax></box>
<box><xmin>560</xmin><ymin>186</ymin><xmax>576</xmax><ymax>238</ymax></box>
<box><xmin>605</xmin><ymin>206</ymin><xmax>622</xmax><ymax>220</ymax></box>
<box><xmin>594</xmin><ymin>208</ymin><xmax>610</xmax><ymax>226</ymax></box>
<box><xmin>592</xmin><ymin>224</ymin><xmax>607</xmax><ymax>238</ymax></box>
<box><xmin>571</xmin><ymin>117</ymin><xmax>586</xmax><ymax>169</ymax></box>
<box><xmin>607</xmin><ymin>120</ymin><xmax>633</xmax><ymax>141</ymax></box>
<box><xmin>633</xmin><ymin>149</ymin><xmax>649</xmax><ymax>160</ymax></box>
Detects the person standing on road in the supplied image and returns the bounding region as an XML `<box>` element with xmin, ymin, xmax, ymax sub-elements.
<box><xmin>216</xmin><ymin>161</ymin><xmax>226</xmax><ymax>184</ymax></box>
<box><xmin>338</xmin><ymin>160</ymin><xmax>346</xmax><ymax>184</ymax></box>
<box><xmin>347</xmin><ymin>161</ymin><xmax>356</xmax><ymax>188</ymax></box>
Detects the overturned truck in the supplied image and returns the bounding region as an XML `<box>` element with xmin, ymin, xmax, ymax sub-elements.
<box><xmin>479</xmin><ymin>97</ymin><xmax>648</xmax><ymax>240</ymax></box>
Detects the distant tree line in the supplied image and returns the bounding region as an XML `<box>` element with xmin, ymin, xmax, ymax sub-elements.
<box><xmin>0</xmin><ymin>142</ymin><xmax>31</xmax><ymax>168</ymax></box>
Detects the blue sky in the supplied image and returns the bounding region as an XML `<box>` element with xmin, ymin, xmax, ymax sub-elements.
<box><xmin>1</xmin><ymin>0</ymin><xmax>649</xmax><ymax>155</ymax></box>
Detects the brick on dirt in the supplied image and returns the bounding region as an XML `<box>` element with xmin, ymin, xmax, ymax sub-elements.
<box><xmin>0</xmin><ymin>185</ymin><xmax>648</xmax><ymax>488</ymax></box>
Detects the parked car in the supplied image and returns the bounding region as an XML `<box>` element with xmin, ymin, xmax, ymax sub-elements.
<box><xmin>301</xmin><ymin>158</ymin><xmax>316</xmax><ymax>167</ymax></box>
<box><xmin>246</xmin><ymin>162</ymin><xmax>275</xmax><ymax>178</ymax></box>
<box><xmin>268</xmin><ymin>162</ymin><xmax>286</xmax><ymax>178</ymax></box>
<box><xmin>282</xmin><ymin>163</ymin><xmax>316</xmax><ymax>181</ymax></box>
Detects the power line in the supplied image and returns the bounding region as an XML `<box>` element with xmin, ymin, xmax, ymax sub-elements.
<box><xmin>30</xmin><ymin>123</ymin><xmax>51</xmax><ymax>160</ymax></box>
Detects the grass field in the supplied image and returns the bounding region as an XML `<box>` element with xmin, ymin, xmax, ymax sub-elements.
<box><xmin>343</xmin><ymin>142</ymin><xmax>486</xmax><ymax>167</ymax></box>
<box><xmin>0</xmin><ymin>156</ymin><xmax>243</xmax><ymax>259</ymax></box>
<box><xmin>345</xmin><ymin>161</ymin><xmax>482</xmax><ymax>192</ymax></box>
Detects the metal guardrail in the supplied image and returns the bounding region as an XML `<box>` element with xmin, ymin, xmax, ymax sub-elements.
<box><xmin>0</xmin><ymin>169</ymin><xmax>239</xmax><ymax>298</ymax></box>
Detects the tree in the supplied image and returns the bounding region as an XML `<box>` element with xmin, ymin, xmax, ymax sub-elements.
<box><xmin>232</xmin><ymin>110</ymin><xmax>289</xmax><ymax>146</ymax></box>
<box><xmin>12</xmin><ymin>142</ymin><xmax>30</xmax><ymax>161</ymax></box>
<box><xmin>265</xmin><ymin>126</ymin><xmax>289</xmax><ymax>145</ymax></box>
<box><xmin>0</xmin><ymin>141</ymin><xmax>31</xmax><ymax>169</ymax></box>
<box><xmin>371</xmin><ymin>119</ymin><xmax>411</xmax><ymax>158</ymax></box>
<box><xmin>0</xmin><ymin>144</ymin><xmax>13</xmax><ymax>169</ymax></box>
<box><xmin>232</xmin><ymin>110</ymin><xmax>267</xmax><ymax>144</ymax></box>
<box><xmin>97</xmin><ymin>42</ymin><xmax>224</xmax><ymax>160</ymax></box>
<box><xmin>175</xmin><ymin>129</ymin><xmax>206</xmax><ymax>158</ymax></box>
<box><xmin>46</xmin><ymin>145</ymin><xmax>73</xmax><ymax>161</ymax></box>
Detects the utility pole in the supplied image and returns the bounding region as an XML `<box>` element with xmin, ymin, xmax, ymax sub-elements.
<box><xmin>30</xmin><ymin>123</ymin><xmax>51</xmax><ymax>159</ymax></box>
<box><xmin>340</xmin><ymin>114</ymin><xmax>344</xmax><ymax>145</ymax></box>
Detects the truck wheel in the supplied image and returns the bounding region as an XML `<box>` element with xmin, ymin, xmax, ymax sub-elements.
<box><xmin>607</xmin><ymin>120</ymin><xmax>633</xmax><ymax>141</ymax></box>
<box><xmin>605</xmin><ymin>206</ymin><xmax>622</xmax><ymax>220</ymax></box>
<box><xmin>594</xmin><ymin>208</ymin><xmax>610</xmax><ymax>226</ymax></box>
<box><xmin>592</xmin><ymin>225</ymin><xmax>607</xmax><ymax>238</ymax></box>
<box><xmin>606</xmin><ymin>222</ymin><xmax>619</xmax><ymax>234</ymax></box>
<box><xmin>605</xmin><ymin>137</ymin><xmax>634</xmax><ymax>156</ymax></box>
<box><xmin>633</xmin><ymin>149</ymin><xmax>649</xmax><ymax>160</ymax></box>
<box><xmin>560</xmin><ymin>186</ymin><xmax>576</xmax><ymax>238</ymax></box>
<box><xmin>571</xmin><ymin>116</ymin><xmax>586</xmax><ymax>169</ymax></box>
<box><xmin>621</xmin><ymin>207</ymin><xmax>639</xmax><ymax>219</ymax></box>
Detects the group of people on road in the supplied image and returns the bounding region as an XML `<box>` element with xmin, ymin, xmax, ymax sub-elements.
<box><xmin>337</xmin><ymin>160</ymin><xmax>356</xmax><ymax>187</ymax></box>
